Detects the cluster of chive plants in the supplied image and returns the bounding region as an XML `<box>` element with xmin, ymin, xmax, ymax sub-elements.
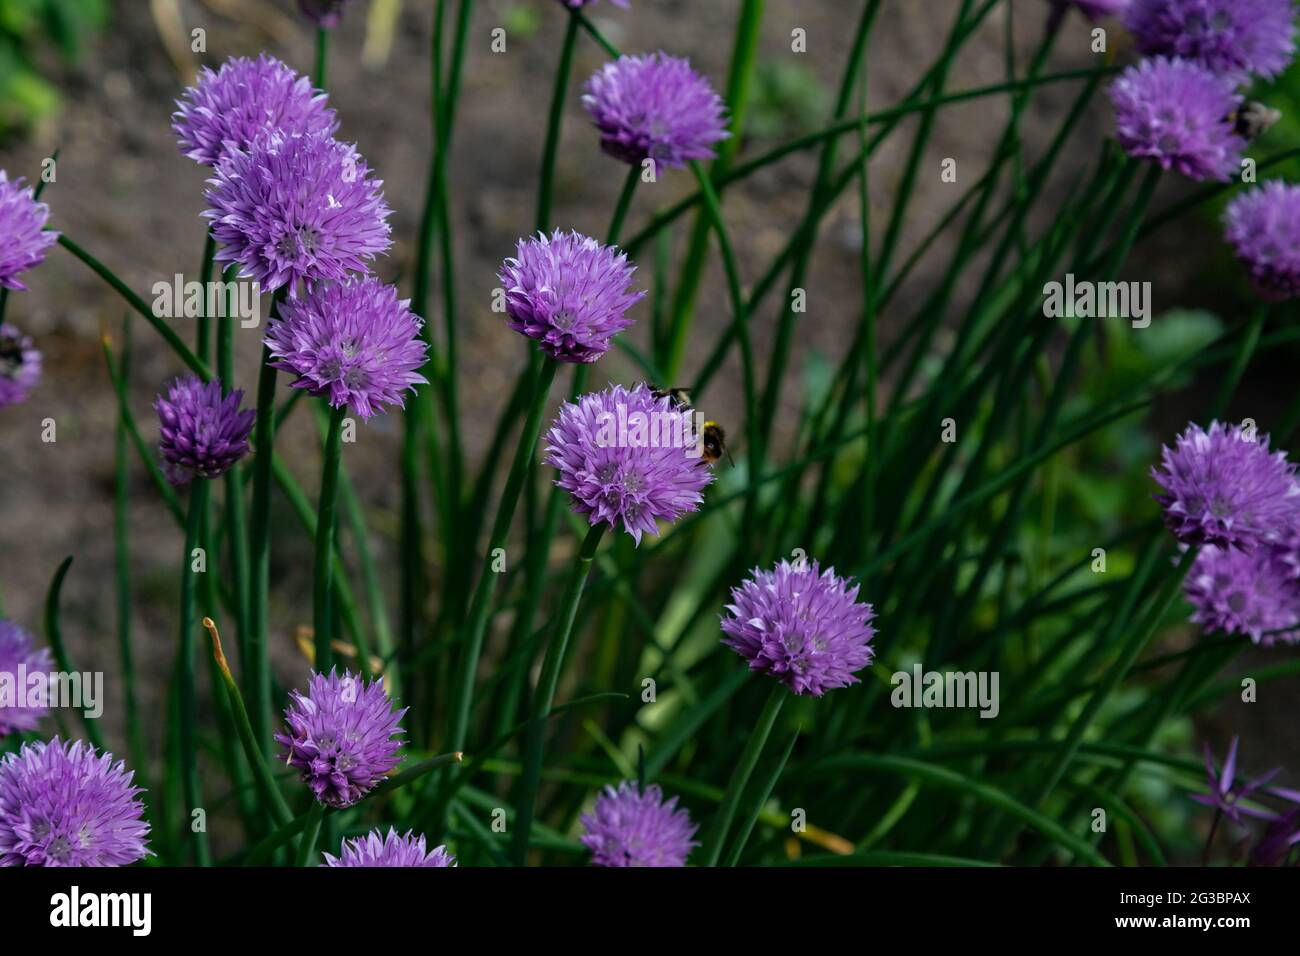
<box><xmin>2</xmin><ymin>0</ymin><xmax>1300</xmax><ymax>867</ymax></box>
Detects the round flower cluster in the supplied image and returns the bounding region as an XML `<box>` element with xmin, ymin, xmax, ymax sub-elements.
<box><xmin>1154</xmin><ymin>421</ymin><xmax>1300</xmax><ymax>643</ymax></box>
<box><xmin>721</xmin><ymin>559</ymin><xmax>877</xmax><ymax>697</ymax></box>
<box><xmin>274</xmin><ymin>670</ymin><xmax>407</xmax><ymax>808</ymax></box>
<box><xmin>499</xmin><ymin>230</ymin><xmax>644</xmax><ymax>363</ymax></box>
<box><xmin>544</xmin><ymin>383</ymin><xmax>715</xmax><ymax>545</ymax></box>
<box><xmin>155</xmin><ymin>375</ymin><xmax>255</xmax><ymax>485</ymax></box>
<box><xmin>0</xmin><ymin>738</ymin><xmax>150</xmax><ymax>867</ymax></box>
<box><xmin>322</xmin><ymin>828</ymin><xmax>455</xmax><ymax>867</ymax></box>
<box><xmin>0</xmin><ymin>171</ymin><xmax>57</xmax><ymax>292</ymax></box>
<box><xmin>580</xmin><ymin>781</ymin><xmax>698</xmax><ymax>867</ymax></box>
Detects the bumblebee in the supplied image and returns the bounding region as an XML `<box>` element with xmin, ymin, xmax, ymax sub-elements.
<box><xmin>1229</xmin><ymin>102</ymin><xmax>1282</xmax><ymax>141</ymax></box>
<box><xmin>702</xmin><ymin>420</ymin><xmax>731</xmax><ymax>466</ymax></box>
<box><xmin>650</xmin><ymin>385</ymin><xmax>694</xmax><ymax>410</ymax></box>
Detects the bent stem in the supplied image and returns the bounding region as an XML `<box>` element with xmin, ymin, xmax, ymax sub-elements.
<box><xmin>313</xmin><ymin>403</ymin><xmax>348</xmax><ymax>672</ymax></box>
<box><xmin>702</xmin><ymin>681</ymin><xmax>786</xmax><ymax>867</ymax></box>
<box><xmin>510</xmin><ymin>521</ymin><xmax>606</xmax><ymax>865</ymax></box>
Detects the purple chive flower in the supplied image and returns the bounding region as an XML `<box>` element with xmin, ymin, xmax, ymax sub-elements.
<box><xmin>155</xmin><ymin>375</ymin><xmax>255</xmax><ymax>486</ymax></box>
<box><xmin>0</xmin><ymin>323</ymin><xmax>41</xmax><ymax>409</ymax></box>
<box><xmin>322</xmin><ymin>828</ymin><xmax>455</xmax><ymax>867</ymax></box>
<box><xmin>204</xmin><ymin>130</ymin><xmax>392</xmax><ymax>294</ymax></box>
<box><xmin>265</xmin><ymin>276</ymin><xmax>428</xmax><ymax>420</ymax></box>
<box><xmin>0</xmin><ymin>738</ymin><xmax>150</xmax><ymax>866</ymax></box>
<box><xmin>544</xmin><ymin>383</ymin><xmax>715</xmax><ymax>545</ymax></box>
<box><xmin>0</xmin><ymin>171</ymin><xmax>57</xmax><ymax>291</ymax></box>
<box><xmin>298</xmin><ymin>0</ymin><xmax>352</xmax><ymax>28</ymax></box>
<box><xmin>1184</xmin><ymin>544</ymin><xmax>1300</xmax><ymax>644</ymax></box>
<box><xmin>499</xmin><ymin>230</ymin><xmax>644</xmax><ymax>363</ymax></box>
<box><xmin>1152</xmin><ymin>421</ymin><xmax>1300</xmax><ymax>550</ymax></box>
<box><xmin>1191</xmin><ymin>736</ymin><xmax>1300</xmax><ymax>826</ymax></box>
<box><xmin>1109</xmin><ymin>57</ymin><xmax>1245</xmax><ymax>182</ymax></box>
<box><xmin>275</xmin><ymin>669</ymin><xmax>406</xmax><ymax>808</ymax></box>
<box><xmin>1126</xmin><ymin>0</ymin><xmax>1298</xmax><ymax>81</ymax></box>
<box><xmin>1224</xmin><ymin>181</ymin><xmax>1300</xmax><ymax>301</ymax></box>
<box><xmin>172</xmin><ymin>54</ymin><xmax>337</xmax><ymax>167</ymax></box>
<box><xmin>582</xmin><ymin>52</ymin><xmax>730</xmax><ymax>174</ymax></box>
<box><xmin>580</xmin><ymin>781</ymin><xmax>698</xmax><ymax>867</ymax></box>
<box><xmin>0</xmin><ymin>620</ymin><xmax>53</xmax><ymax>735</ymax></box>
<box><xmin>721</xmin><ymin>559</ymin><xmax>876</xmax><ymax>697</ymax></box>
<box><xmin>1251</xmin><ymin>808</ymin><xmax>1300</xmax><ymax>865</ymax></box>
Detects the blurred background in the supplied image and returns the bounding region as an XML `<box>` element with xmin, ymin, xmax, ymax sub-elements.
<box><xmin>1</xmin><ymin>0</ymin><xmax>1297</xmax><ymax>854</ymax></box>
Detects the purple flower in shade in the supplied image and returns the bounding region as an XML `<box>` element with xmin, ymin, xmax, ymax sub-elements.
<box><xmin>172</xmin><ymin>54</ymin><xmax>337</xmax><ymax>167</ymax></box>
<box><xmin>544</xmin><ymin>383</ymin><xmax>715</xmax><ymax>545</ymax></box>
<box><xmin>1184</xmin><ymin>544</ymin><xmax>1300</xmax><ymax>644</ymax></box>
<box><xmin>265</xmin><ymin>276</ymin><xmax>428</xmax><ymax>420</ymax></box>
<box><xmin>155</xmin><ymin>375</ymin><xmax>255</xmax><ymax>486</ymax></box>
<box><xmin>204</xmin><ymin>130</ymin><xmax>392</xmax><ymax>295</ymax></box>
<box><xmin>582</xmin><ymin>52</ymin><xmax>729</xmax><ymax>175</ymax></box>
<box><xmin>499</xmin><ymin>230</ymin><xmax>644</xmax><ymax>363</ymax></box>
<box><xmin>0</xmin><ymin>323</ymin><xmax>41</xmax><ymax>409</ymax></box>
<box><xmin>321</xmin><ymin>828</ymin><xmax>455</xmax><ymax>867</ymax></box>
<box><xmin>580</xmin><ymin>781</ymin><xmax>698</xmax><ymax>867</ymax></box>
<box><xmin>721</xmin><ymin>559</ymin><xmax>876</xmax><ymax>697</ymax></box>
<box><xmin>0</xmin><ymin>620</ymin><xmax>53</xmax><ymax>735</ymax></box>
<box><xmin>0</xmin><ymin>171</ymin><xmax>57</xmax><ymax>291</ymax></box>
<box><xmin>1126</xmin><ymin>0</ymin><xmax>1298</xmax><ymax>81</ymax></box>
<box><xmin>1152</xmin><ymin>421</ymin><xmax>1300</xmax><ymax>550</ymax></box>
<box><xmin>0</xmin><ymin>738</ymin><xmax>150</xmax><ymax>866</ymax></box>
<box><xmin>1276</xmin><ymin>524</ymin><xmax>1300</xmax><ymax>580</ymax></box>
<box><xmin>274</xmin><ymin>669</ymin><xmax>406</xmax><ymax>808</ymax></box>
<box><xmin>1191</xmin><ymin>737</ymin><xmax>1300</xmax><ymax>826</ymax></box>
<box><xmin>1251</xmin><ymin>809</ymin><xmax>1300</xmax><ymax>865</ymax></box>
<box><xmin>298</xmin><ymin>0</ymin><xmax>351</xmax><ymax>28</ymax></box>
<box><xmin>1109</xmin><ymin>57</ymin><xmax>1245</xmax><ymax>182</ymax></box>
<box><xmin>1224</xmin><ymin>181</ymin><xmax>1300</xmax><ymax>301</ymax></box>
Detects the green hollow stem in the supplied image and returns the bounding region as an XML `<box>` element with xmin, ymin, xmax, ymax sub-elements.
<box><xmin>314</xmin><ymin>28</ymin><xmax>329</xmax><ymax>88</ymax></box>
<box><xmin>111</xmin><ymin>315</ymin><xmax>150</xmax><ymax>796</ymax></box>
<box><xmin>1208</xmin><ymin>302</ymin><xmax>1267</xmax><ymax>420</ymax></box>
<box><xmin>702</xmin><ymin>681</ymin><xmax>786</xmax><ymax>867</ymax></box>
<box><xmin>248</xmin><ymin>291</ymin><xmax>286</xmax><ymax>757</ymax></box>
<box><xmin>536</xmin><ymin>14</ymin><xmax>580</xmax><ymax>232</ymax></box>
<box><xmin>661</xmin><ymin>0</ymin><xmax>764</xmax><ymax>381</ymax></box>
<box><xmin>509</xmin><ymin>522</ymin><xmax>606</xmax><ymax>864</ymax></box>
<box><xmin>197</xmin><ymin>233</ymin><xmax>216</xmax><ymax>365</ymax></box>
<box><xmin>446</xmin><ymin>356</ymin><xmax>560</xmax><ymax>755</ymax></box>
<box><xmin>313</xmin><ymin>404</ymin><xmax>347</xmax><ymax>672</ymax></box>
<box><xmin>43</xmin><ymin>557</ymin><xmax>105</xmax><ymax>752</ymax></box>
<box><xmin>179</xmin><ymin>479</ymin><xmax>212</xmax><ymax>866</ymax></box>
<box><xmin>295</xmin><ymin>800</ymin><xmax>325</xmax><ymax>867</ymax></box>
